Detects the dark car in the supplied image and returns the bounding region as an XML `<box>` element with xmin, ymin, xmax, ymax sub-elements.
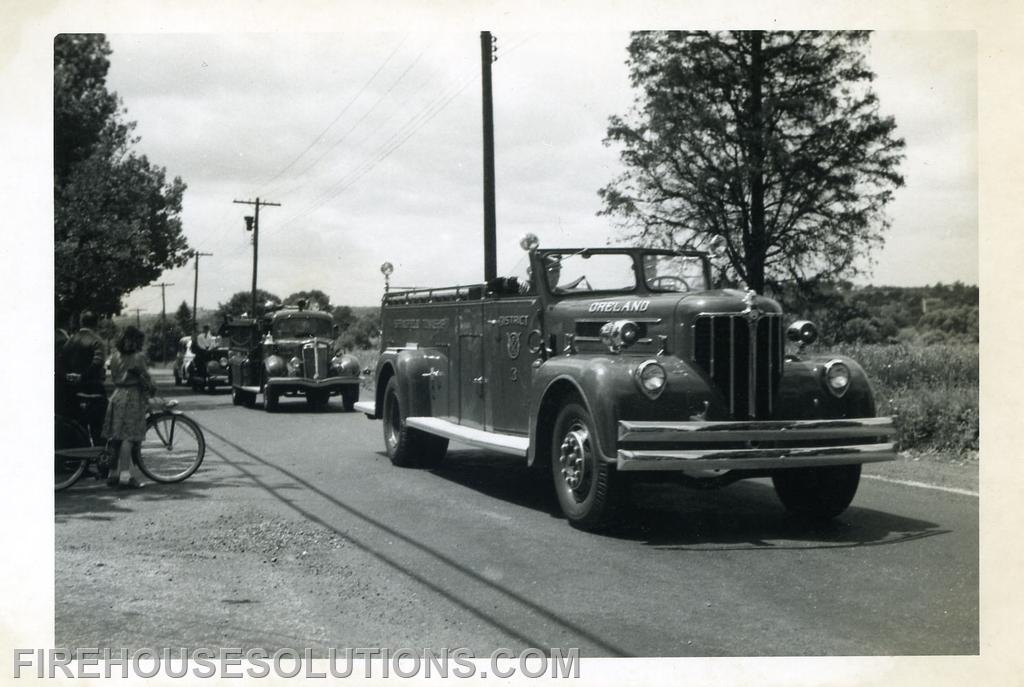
<box><xmin>225</xmin><ymin>304</ymin><xmax>362</xmax><ymax>411</ymax></box>
<box><xmin>189</xmin><ymin>343</ymin><xmax>231</xmax><ymax>392</ymax></box>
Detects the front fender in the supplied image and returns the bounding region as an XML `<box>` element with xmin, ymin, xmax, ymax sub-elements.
<box><xmin>530</xmin><ymin>355</ymin><xmax>679</xmax><ymax>464</ymax></box>
<box><xmin>777</xmin><ymin>355</ymin><xmax>877</xmax><ymax>419</ymax></box>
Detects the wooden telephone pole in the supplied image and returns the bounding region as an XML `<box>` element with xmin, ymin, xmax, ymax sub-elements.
<box><xmin>481</xmin><ymin>31</ymin><xmax>497</xmax><ymax>283</ymax></box>
<box><xmin>233</xmin><ymin>198</ymin><xmax>281</xmax><ymax>318</ymax></box>
<box><xmin>151</xmin><ymin>282</ymin><xmax>174</xmax><ymax>363</ymax></box>
<box><xmin>191</xmin><ymin>251</ymin><xmax>213</xmax><ymax>334</ymax></box>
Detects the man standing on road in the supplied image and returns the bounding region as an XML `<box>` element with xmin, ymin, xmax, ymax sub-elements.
<box><xmin>192</xmin><ymin>324</ymin><xmax>216</xmax><ymax>374</ymax></box>
<box><xmin>60</xmin><ymin>311</ymin><xmax>108</xmax><ymax>444</ymax></box>
<box><xmin>196</xmin><ymin>324</ymin><xmax>216</xmax><ymax>351</ymax></box>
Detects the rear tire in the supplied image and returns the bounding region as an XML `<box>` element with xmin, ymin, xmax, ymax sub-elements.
<box><xmin>772</xmin><ymin>464</ymin><xmax>862</xmax><ymax>519</ymax></box>
<box><xmin>382</xmin><ymin>377</ymin><xmax>447</xmax><ymax>468</ymax></box>
<box><xmin>551</xmin><ymin>400</ymin><xmax>627</xmax><ymax>531</ymax></box>
<box><xmin>136</xmin><ymin>412</ymin><xmax>205</xmax><ymax>483</ymax></box>
<box><xmin>55</xmin><ymin>417</ymin><xmax>90</xmax><ymax>491</ymax></box>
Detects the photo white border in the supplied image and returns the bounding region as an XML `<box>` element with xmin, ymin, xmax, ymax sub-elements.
<box><xmin>3</xmin><ymin>0</ymin><xmax>1013</xmax><ymax>684</ymax></box>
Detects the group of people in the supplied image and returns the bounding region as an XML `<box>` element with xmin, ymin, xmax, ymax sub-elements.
<box><xmin>56</xmin><ymin>312</ymin><xmax>155</xmax><ymax>489</ymax></box>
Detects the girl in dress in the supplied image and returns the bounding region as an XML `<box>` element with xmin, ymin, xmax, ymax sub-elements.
<box><xmin>102</xmin><ymin>326</ymin><xmax>156</xmax><ymax>488</ymax></box>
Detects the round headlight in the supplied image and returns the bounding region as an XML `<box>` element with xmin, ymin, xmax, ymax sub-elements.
<box><xmin>265</xmin><ymin>355</ymin><xmax>286</xmax><ymax>377</ymax></box>
<box><xmin>219</xmin><ymin>357</ymin><xmax>228</xmax><ymax>367</ymax></box>
<box><xmin>287</xmin><ymin>356</ymin><xmax>302</xmax><ymax>375</ymax></box>
<box><xmin>823</xmin><ymin>359</ymin><xmax>851</xmax><ymax>397</ymax></box>
<box><xmin>635</xmin><ymin>360</ymin><xmax>667</xmax><ymax>399</ymax></box>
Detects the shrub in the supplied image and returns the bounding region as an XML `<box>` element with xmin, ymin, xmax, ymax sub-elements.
<box><xmin>823</xmin><ymin>342</ymin><xmax>979</xmax><ymax>455</ymax></box>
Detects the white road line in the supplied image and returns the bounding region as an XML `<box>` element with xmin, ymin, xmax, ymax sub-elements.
<box><xmin>862</xmin><ymin>473</ymin><xmax>979</xmax><ymax>497</ymax></box>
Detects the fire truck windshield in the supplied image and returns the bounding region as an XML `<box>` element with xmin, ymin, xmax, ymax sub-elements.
<box><xmin>542</xmin><ymin>252</ymin><xmax>636</xmax><ymax>293</ymax></box>
<box><xmin>539</xmin><ymin>250</ymin><xmax>708</xmax><ymax>295</ymax></box>
<box><xmin>641</xmin><ymin>253</ymin><xmax>708</xmax><ymax>292</ymax></box>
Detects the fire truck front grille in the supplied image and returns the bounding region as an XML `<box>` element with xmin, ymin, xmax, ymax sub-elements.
<box><xmin>302</xmin><ymin>342</ymin><xmax>330</xmax><ymax>379</ymax></box>
<box><xmin>692</xmin><ymin>313</ymin><xmax>783</xmax><ymax>419</ymax></box>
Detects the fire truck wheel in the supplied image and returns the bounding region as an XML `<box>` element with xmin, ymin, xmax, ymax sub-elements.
<box><xmin>265</xmin><ymin>389</ymin><xmax>280</xmax><ymax>412</ymax></box>
<box><xmin>341</xmin><ymin>388</ymin><xmax>358</xmax><ymax>412</ymax></box>
<box><xmin>382</xmin><ymin>377</ymin><xmax>448</xmax><ymax>468</ymax></box>
<box><xmin>551</xmin><ymin>400</ymin><xmax>627</xmax><ymax>532</ymax></box>
<box><xmin>771</xmin><ymin>464</ymin><xmax>861</xmax><ymax>519</ymax></box>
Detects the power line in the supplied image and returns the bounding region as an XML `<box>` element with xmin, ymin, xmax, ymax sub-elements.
<box><xmin>267</xmin><ymin>75</ymin><xmax>477</xmax><ymax>236</ymax></box>
<box><xmin>265</xmin><ymin>34</ymin><xmax>538</xmax><ymax>235</ymax></box>
<box><xmin>270</xmin><ymin>46</ymin><xmax>428</xmax><ymax>200</ymax></box>
<box><xmin>256</xmin><ymin>35</ymin><xmax>409</xmax><ymax>197</ymax></box>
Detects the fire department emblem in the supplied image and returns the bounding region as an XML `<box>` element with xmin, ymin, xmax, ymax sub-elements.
<box><xmin>506</xmin><ymin>331</ymin><xmax>521</xmax><ymax>360</ymax></box>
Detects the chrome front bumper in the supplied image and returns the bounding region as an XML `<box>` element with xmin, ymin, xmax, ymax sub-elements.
<box><xmin>265</xmin><ymin>376</ymin><xmax>361</xmax><ymax>392</ymax></box>
<box><xmin>616</xmin><ymin>417</ymin><xmax>897</xmax><ymax>471</ymax></box>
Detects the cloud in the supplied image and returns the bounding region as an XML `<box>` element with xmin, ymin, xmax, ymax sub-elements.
<box><xmin>103</xmin><ymin>30</ymin><xmax>976</xmax><ymax>312</ymax></box>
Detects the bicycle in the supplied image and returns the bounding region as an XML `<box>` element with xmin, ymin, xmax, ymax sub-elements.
<box><xmin>55</xmin><ymin>394</ymin><xmax>206</xmax><ymax>491</ymax></box>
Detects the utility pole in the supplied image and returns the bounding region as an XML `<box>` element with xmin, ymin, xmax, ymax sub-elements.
<box><xmin>131</xmin><ymin>308</ymin><xmax>145</xmax><ymax>328</ymax></box>
<box><xmin>233</xmin><ymin>197</ymin><xmax>281</xmax><ymax>318</ymax></box>
<box><xmin>152</xmin><ymin>282</ymin><xmax>174</xmax><ymax>364</ymax></box>
<box><xmin>480</xmin><ymin>31</ymin><xmax>497</xmax><ymax>282</ymax></box>
<box><xmin>191</xmin><ymin>251</ymin><xmax>213</xmax><ymax>334</ymax></box>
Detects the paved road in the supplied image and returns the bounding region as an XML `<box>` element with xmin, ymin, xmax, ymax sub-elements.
<box><xmin>56</xmin><ymin>374</ymin><xmax>978</xmax><ymax>657</ymax></box>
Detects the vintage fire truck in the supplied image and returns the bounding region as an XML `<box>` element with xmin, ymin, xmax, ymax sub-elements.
<box><xmin>355</xmin><ymin>236</ymin><xmax>895</xmax><ymax>531</ymax></box>
<box><xmin>224</xmin><ymin>301</ymin><xmax>362</xmax><ymax>412</ymax></box>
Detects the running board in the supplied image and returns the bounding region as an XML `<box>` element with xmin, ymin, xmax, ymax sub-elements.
<box><xmin>354</xmin><ymin>401</ymin><xmax>376</xmax><ymax>417</ymax></box>
<box><xmin>353</xmin><ymin>402</ymin><xmax>528</xmax><ymax>457</ymax></box>
<box><xmin>405</xmin><ymin>417</ymin><xmax>529</xmax><ymax>457</ymax></box>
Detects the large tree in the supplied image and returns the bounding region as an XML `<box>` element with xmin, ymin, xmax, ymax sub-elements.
<box><xmin>215</xmin><ymin>289</ymin><xmax>281</xmax><ymax>322</ymax></box>
<box><xmin>283</xmin><ymin>289</ymin><xmax>332</xmax><ymax>310</ymax></box>
<box><xmin>600</xmin><ymin>31</ymin><xmax>905</xmax><ymax>293</ymax></box>
<box><xmin>174</xmin><ymin>300</ymin><xmax>193</xmax><ymax>334</ymax></box>
<box><xmin>55</xmin><ymin>34</ymin><xmax>191</xmax><ymax>326</ymax></box>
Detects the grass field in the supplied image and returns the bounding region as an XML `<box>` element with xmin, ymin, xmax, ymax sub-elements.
<box><xmin>827</xmin><ymin>342</ymin><xmax>979</xmax><ymax>458</ymax></box>
<box><xmin>352</xmin><ymin>341</ymin><xmax>979</xmax><ymax>459</ymax></box>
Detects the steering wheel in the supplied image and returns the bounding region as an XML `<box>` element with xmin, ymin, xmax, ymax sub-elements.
<box><xmin>648</xmin><ymin>275</ymin><xmax>690</xmax><ymax>291</ymax></box>
<box><xmin>559</xmin><ymin>275</ymin><xmax>591</xmax><ymax>291</ymax></box>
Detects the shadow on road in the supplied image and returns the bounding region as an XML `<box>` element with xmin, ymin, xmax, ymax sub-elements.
<box><xmin>54</xmin><ymin>473</ymin><xmax>248</xmax><ymax>524</ymax></box>
<box><xmin>424</xmin><ymin>449</ymin><xmax>562</xmax><ymax>516</ymax></box>
<box><xmin>431</xmin><ymin>450</ymin><xmax>947</xmax><ymax>550</ymax></box>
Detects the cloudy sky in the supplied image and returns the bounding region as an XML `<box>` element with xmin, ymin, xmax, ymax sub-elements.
<box><xmin>102</xmin><ymin>30</ymin><xmax>976</xmax><ymax>314</ymax></box>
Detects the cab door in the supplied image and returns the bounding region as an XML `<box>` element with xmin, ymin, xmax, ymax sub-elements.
<box><xmin>484</xmin><ymin>297</ymin><xmax>538</xmax><ymax>434</ymax></box>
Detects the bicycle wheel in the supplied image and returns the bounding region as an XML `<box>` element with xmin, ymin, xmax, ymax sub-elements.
<box><xmin>55</xmin><ymin>416</ymin><xmax>90</xmax><ymax>491</ymax></box>
<box><xmin>136</xmin><ymin>412</ymin><xmax>206</xmax><ymax>483</ymax></box>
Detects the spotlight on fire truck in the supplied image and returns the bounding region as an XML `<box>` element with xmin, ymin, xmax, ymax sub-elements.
<box><xmin>519</xmin><ymin>233</ymin><xmax>539</xmax><ymax>251</ymax></box>
<box><xmin>787</xmin><ymin>320</ymin><xmax>818</xmax><ymax>348</ymax></box>
<box><xmin>599</xmin><ymin>319</ymin><xmax>640</xmax><ymax>353</ymax></box>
